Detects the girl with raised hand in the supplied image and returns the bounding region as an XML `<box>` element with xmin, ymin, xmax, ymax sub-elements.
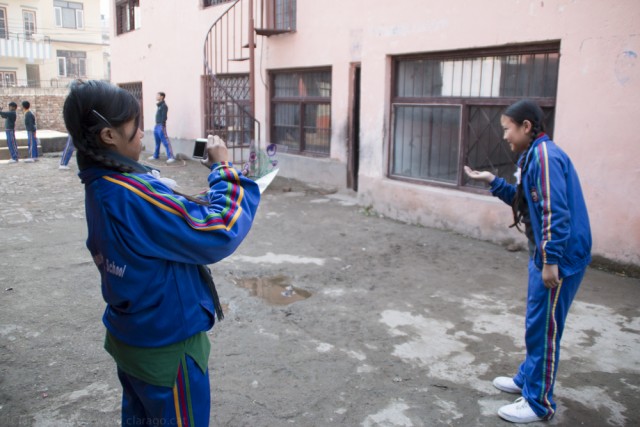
<box><xmin>465</xmin><ymin>99</ymin><xmax>591</xmax><ymax>424</ymax></box>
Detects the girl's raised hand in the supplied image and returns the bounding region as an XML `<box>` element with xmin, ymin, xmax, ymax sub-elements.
<box><xmin>464</xmin><ymin>166</ymin><xmax>495</xmax><ymax>183</ymax></box>
<box><xmin>201</xmin><ymin>135</ymin><xmax>229</xmax><ymax>168</ymax></box>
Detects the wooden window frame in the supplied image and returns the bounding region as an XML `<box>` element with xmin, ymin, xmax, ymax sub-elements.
<box><xmin>116</xmin><ymin>0</ymin><xmax>139</xmax><ymax>35</ymax></box>
<box><xmin>270</xmin><ymin>68</ymin><xmax>331</xmax><ymax>157</ymax></box>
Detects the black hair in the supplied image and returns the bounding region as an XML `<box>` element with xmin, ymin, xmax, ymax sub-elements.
<box><xmin>158</xmin><ymin>91</ymin><xmax>166</xmax><ymax>99</ymax></box>
<box><xmin>21</xmin><ymin>101</ymin><xmax>30</xmax><ymax>109</ymax></box>
<box><xmin>503</xmin><ymin>99</ymin><xmax>546</xmax><ymax>234</ymax></box>
<box><xmin>8</xmin><ymin>102</ymin><xmax>17</xmax><ymax>108</ymax></box>
<box><xmin>63</xmin><ymin>80</ymin><xmax>140</xmax><ymax>172</ymax></box>
<box><xmin>504</xmin><ymin>99</ymin><xmax>545</xmax><ymax>138</ymax></box>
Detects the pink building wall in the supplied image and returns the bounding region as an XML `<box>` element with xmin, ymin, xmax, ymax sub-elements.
<box><xmin>110</xmin><ymin>0</ymin><xmax>640</xmax><ymax>267</ymax></box>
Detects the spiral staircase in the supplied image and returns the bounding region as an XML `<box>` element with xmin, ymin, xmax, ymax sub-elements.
<box><xmin>202</xmin><ymin>0</ymin><xmax>295</xmax><ymax>175</ymax></box>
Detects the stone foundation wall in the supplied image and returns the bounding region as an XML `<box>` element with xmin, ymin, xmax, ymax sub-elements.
<box><xmin>0</xmin><ymin>87</ymin><xmax>69</xmax><ymax>132</ymax></box>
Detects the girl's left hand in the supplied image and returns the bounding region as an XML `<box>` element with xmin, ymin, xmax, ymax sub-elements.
<box><xmin>542</xmin><ymin>264</ymin><xmax>560</xmax><ymax>288</ymax></box>
<box><xmin>201</xmin><ymin>135</ymin><xmax>229</xmax><ymax>169</ymax></box>
<box><xmin>463</xmin><ymin>166</ymin><xmax>495</xmax><ymax>183</ymax></box>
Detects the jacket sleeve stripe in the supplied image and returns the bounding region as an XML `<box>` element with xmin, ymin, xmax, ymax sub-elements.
<box><xmin>216</xmin><ymin>165</ymin><xmax>244</xmax><ymax>224</ymax></box>
<box><xmin>537</xmin><ymin>142</ymin><xmax>553</xmax><ymax>263</ymax></box>
<box><xmin>118</xmin><ymin>175</ymin><xmax>228</xmax><ymax>227</ymax></box>
<box><xmin>103</xmin><ymin>175</ymin><xmax>242</xmax><ymax>231</ymax></box>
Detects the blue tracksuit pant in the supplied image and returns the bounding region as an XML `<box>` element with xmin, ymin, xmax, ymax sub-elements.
<box><xmin>118</xmin><ymin>354</ymin><xmax>211</xmax><ymax>426</ymax></box>
<box><xmin>153</xmin><ymin>124</ymin><xmax>174</xmax><ymax>160</ymax></box>
<box><xmin>27</xmin><ymin>130</ymin><xmax>39</xmax><ymax>159</ymax></box>
<box><xmin>5</xmin><ymin>130</ymin><xmax>18</xmax><ymax>160</ymax></box>
<box><xmin>513</xmin><ymin>259</ymin><xmax>585</xmax><ymax>420</ymax></box>
<box><xmin>60</xmin><ymin>136</ymin><xmax>75</xmax><ymax>166</ymax></box>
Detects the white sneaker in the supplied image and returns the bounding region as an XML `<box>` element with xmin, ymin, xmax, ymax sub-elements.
<box><xmin>59</xmin><ymin>165</ymin><xmax>71</xmax><ymax>170</ymax></box>
<box><xmin>8</xmin><ymin>159</ymin><xmax>18</xmax><ymax>163</ymax></box>
<box><xmin>148</xmin><ymin>155</ymin><xmax>158</xmax><ymax>160</ymax></box>
<box><xmin>24</xmin><ymin>158</ymin><xmax>35</xmax><ymax>163</ymax></box>
<box><xmin>493</xmin><ymin>377</ymin><xmax>522</xmax><ymax>394</ymax></box>
<box><xmin>498</xmin><ymin>397</ymin><xmax>543</xmax><ymax>423</ymax></box>
<box><xmin>166</xmin><ymin>158</ymin><xmax>176</xmax><ymax>164</ymax></box>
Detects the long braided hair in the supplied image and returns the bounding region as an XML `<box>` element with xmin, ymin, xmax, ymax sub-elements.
<box><xmin>504</xmin><ymin>99</ymin><xmax>546</xmax><ymax>235</ymax></box>
<box><xmin>63</xmin><ymin>80</ymin><xmax>142</xmax><ymax>173</ymax></box>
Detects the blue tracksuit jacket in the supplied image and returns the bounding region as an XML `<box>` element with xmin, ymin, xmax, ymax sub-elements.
<box><xmin>79</xmin><ymin>161</ymin><xmax>260</xmax><ymax>348</ymax></box>
<box><xmin>490</xmin><ymin>134</ymin><xmax>591</xmax><ymax>277</ymax></box>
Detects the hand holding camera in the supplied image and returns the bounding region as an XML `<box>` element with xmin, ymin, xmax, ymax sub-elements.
<box><xmin>200</xmin><ymin>135</ymin><xmax>229</xmax><ymax>168</ymax></box>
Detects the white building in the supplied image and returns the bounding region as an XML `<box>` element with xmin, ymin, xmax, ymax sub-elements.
<box><xmin>0</xmin><ymin>0</ymin><xmax>108</xmax><ymax>88</ymax></box>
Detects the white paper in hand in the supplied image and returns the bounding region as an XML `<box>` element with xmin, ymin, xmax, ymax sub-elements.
<box><xmin>255</xmin><ymin>168</ymin><xmax>279</xmax><ymax>194</ymax></box>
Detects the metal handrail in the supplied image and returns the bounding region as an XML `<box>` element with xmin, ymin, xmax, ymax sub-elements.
<box><xmin>0</xmin><ymin>32</ymin><xmax>51</xmax><ymax>43</ymax></box>
<box><xmin>202</xmin><ymin>0</ymin><xmax>261</xmax><ymax>174</ymax></box>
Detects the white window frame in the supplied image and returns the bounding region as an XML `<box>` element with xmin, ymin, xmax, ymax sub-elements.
<box><xmin>23</xmin><ymin>10</ymin><xmax>36</xmax><ymax>39</ymax></box>
<box><xmin>54</xmin><ymin>7</ymin><xmax>62</xmax><ymax>27</ymax></box>
<box><xmin>78</xmin><ymin>57</ymin><xmax>86</xmax><ymax>76</ymax></box>
<box><xmin>57</xmin><ymin>57</ymin><xmax>67</xmax><ymax>76</ymax></box>
<box><xmin>76</xmin><ymin>9</ymin><xmax>84</xmax><ymax>29</ymax></box>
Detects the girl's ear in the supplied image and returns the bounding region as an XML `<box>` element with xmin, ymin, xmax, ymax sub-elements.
<box><xmin>522</xmin><ymin>119</ymin><xmax>533</xmax><ymax>134</ymax></box>
<box><xmin>99</xmin><ymin>127</ymin><xmax>118</xmax><ymax>148</ymax></box>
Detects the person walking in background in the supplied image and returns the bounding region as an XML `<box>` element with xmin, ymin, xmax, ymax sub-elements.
<box><xmin>22</xmin><ymin>100</ymin><xmax>39</xmax><ymax>162</ymax></box>
<box><xmin>148</xmin><ymin>91</ymin><xmax>176</xmax><ymax>164</ymax></box>
<box><xmin>465</xmin><ymin>99</ymin><xmax>591</xmax><ymax>424</ymax></box>
<box><xmin>59</xmin><ymin>135</ymin><xmax>75</xmax><ymax>170</ymax></box>
<box><xmin>1</xmin><ymin>101</ymin><xmax>19</xmax><ymax>163</ymax></box>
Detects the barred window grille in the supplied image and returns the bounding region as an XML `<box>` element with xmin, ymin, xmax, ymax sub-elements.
<box><xmin>271</xmin><ymin>69</ymin><xmax>331</xmax><ymax>156</ymax></box>
<box><xmin>391</xmin><ymin>42</ymin><xmax>559</xmax><ymax>190</ymax></box>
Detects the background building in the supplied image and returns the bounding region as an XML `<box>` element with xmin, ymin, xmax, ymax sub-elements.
<box><xmin>0</xmin><ymin>0</ymin><xmax>108</xmax><ymax>87</ymax></box>
<box><xmin>0</xmin><ymin>0</ymin><xmax>109</xmax><ymax>132</ymax></box>
<box><xmin>109</xmin><ymin>0</ymin><xmax>640</xmax><ymax>270</ymax></box>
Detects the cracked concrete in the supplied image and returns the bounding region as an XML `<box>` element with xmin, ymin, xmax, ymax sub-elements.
<box><xmin>1</xmin><ymin>156</ymin><xmax>639</xmax><ymax>426</ymax></box>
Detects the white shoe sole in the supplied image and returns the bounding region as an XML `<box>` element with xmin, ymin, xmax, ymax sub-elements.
<box><xmin>497</xmin><ymin>410</ymin><xmax>543</xmax><ymax>424</ymax></box>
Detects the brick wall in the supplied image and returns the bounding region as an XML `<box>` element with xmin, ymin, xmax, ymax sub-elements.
<box><xmin>0</xmin><ymin>87</ymin><xmax>69</xmax><ymax>132</ymax></box>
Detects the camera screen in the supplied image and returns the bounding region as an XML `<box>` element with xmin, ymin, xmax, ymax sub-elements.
<box><xmin>192</xmin><ymin>140</ymin><xmax>207</xmax><ymax>159</ymax></box>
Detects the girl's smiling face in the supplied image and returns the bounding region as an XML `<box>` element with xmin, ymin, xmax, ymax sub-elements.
<box><xmin>501</xmin><ymin>114</ymin><xmax>532</xmax><ymax>154</ymax></box>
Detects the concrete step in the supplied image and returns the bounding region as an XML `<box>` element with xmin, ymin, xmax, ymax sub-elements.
<box><xmin>0</xmin><ymin>145</ymin><xmax>42</xmax><ymax>158</ymax></box>
<box><xmin>0</xmin><ymin>130</ymin><xmax>68</xmax><ymax>160</ymax></box>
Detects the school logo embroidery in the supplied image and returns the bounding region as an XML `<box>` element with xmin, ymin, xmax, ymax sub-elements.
<box><xmin>106</xmin><ymin>259</ymin><xmax>127</xmax><ymax>278</ymax></box>
<box><xmin>530</xmin><ymin>187</ymin><xmax>539</xmax><ymax>203</ymax></box>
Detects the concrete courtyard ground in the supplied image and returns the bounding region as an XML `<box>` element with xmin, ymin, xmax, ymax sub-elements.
<box><xmin>0</xmin><ymin>155</ymin><xmax>639</xmax><ymax>426</ymax></box>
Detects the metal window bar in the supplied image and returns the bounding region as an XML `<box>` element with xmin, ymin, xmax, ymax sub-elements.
<box><xmin>391</xmin><ymin>46</ymin><xmax>559</xmax><ymax>188</ymax></box>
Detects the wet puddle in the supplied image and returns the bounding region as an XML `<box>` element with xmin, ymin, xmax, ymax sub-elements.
<box><xmin>232</xmin><ymin>275</ymin><xmax>312</xmax><ymax>305</ymax></box>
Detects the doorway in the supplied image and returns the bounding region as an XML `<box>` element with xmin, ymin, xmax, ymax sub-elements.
<box><xmin>347</xmin><ymin>63</ymin><xmax>361</xmax><ymax>191</ymax></box>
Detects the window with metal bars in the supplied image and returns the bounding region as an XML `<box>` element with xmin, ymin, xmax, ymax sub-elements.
<box><xmin>271</xmin><ymin>69</ymin><xmax>331</xmax><ymax>156</ymax></box>
<box><xmin>273</xmin><ymin>0</ymin><xmax>296</xmax><ymax>31</ymax></box>
<box><xmin>118</xmin><ymin>82</ymin><xmax>144</xmax><ymax>130</ymax></box>
<box><xmin>391</xmin><ymin>42</ymin><xmax>559</xmax><ymax>190</ymax></box>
